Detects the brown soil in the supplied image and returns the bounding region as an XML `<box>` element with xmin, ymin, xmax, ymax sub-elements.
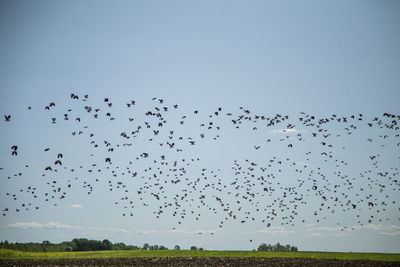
<box><xmin>1</xmin><ymin>257</ymin><xmax>400</xmax><ymax>267</ymax></box>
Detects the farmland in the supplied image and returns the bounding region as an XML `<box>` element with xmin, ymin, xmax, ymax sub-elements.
<box><xmin>1</xmin><ymin>249</ymin><xmax>400</xmax><ymax>266</ymax></box>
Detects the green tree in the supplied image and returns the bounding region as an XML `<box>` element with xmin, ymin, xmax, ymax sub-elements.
<box><xmin>258</xmin><ymin>243</ymin><xmax>267</xmax><ymax>251</ymax></box>
<box><xmin>113</xmin><ymin>242</ymin><xmax>127</xmax><ymax>250</ymax></box>
<box><xmin>258</xmin><ymin>243</ymin><xmax>298</xmax><ymax>252</ymax></box>
<box><xmin>102</xmin><ymin>239</ymin><xmax>112</xmax><ymax>250</ymax></box>
<box><xmin>142</xmin><ymin>243</ymin><xmax>149</xmax><ymax>250</ymax></box>
<box><xmin>190</xmin><ymin>246</ymin><xmax>197</xmax><ymax>250</ymax></box>
<box><xmin>174</xmin><ymin>245</ymin><xmax>180</xmax><ymax>250</ymax></box>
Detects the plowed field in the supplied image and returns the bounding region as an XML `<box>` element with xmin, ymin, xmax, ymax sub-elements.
<box><xmin>1</xmin><ymin>257</ymin><xmax>400</xmax><ymax>266</ymax></box>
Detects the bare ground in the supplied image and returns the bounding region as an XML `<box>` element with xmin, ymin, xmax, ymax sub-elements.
<box><xmin>1</xmin><ymin>257</ymin><xmax>400</xmax><ymax>267</ymax></box>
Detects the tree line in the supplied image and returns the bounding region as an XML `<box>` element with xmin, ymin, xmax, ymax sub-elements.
<box><xmin>0</xmin><ymin>239</ymin><xmax>169</xmax><ymax>252</ymax></box>
<box><xmin>0</xmin><ymin>239</ymin><xmax>297</xmax><ymax>252</ymax></box>
<box><xmin>257</xmin><ymin>242</ymin><xmax>298</xmax><ymax>252</ymax></box>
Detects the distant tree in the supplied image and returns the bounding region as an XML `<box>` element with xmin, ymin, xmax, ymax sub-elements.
<box><xmin>159</xmin><ymin>245</ymin><xmax>168</xmax><ymax>250</ymax></box>
<box><xmin>275</xmin><ymin>242</ymin><xmax>287</xmax><ymax>252</ymax></box>
<box><xmin>142</xmin><ymin>243</ymin><xmax>149</xmax><ymax>250</ymax></box>
<box><xmin>0</xmin><ymin>239</ymin><xmax>148</xmax><ymax>252</ymax></box>
<box><xmin>72</xmin><ymin>238</ymin><xmax>91</xmax><ymax>251</ymax></box>
<box><xmin>71</xmin><ymin>238</ymin><xmax>110</xmax><ymax>251</ymax></box>
<box><xmin>102</xmin><ymin>239</ymin><xmax>112</xmax><ymax>250</ymax></box>
<box><xmin>198</xmin><ymin>247</ymin><xmax>203</xmax><ymax>251</ymax></box>
<box><xmin>113</xmin><ymin>242</ymin><xmax>127</xmax><ymax>250</ymax></box>
<box><xmin>190</xmin><ymin>246</ymin><xmax>197</xmax><ymax>250</ymax></box>
<box><xmin>258</xmin><ymin>243</ymin><xmax>267</xmax><ymax>251</ymax></box>
<box><xmin>174</xmin><ymin>245</ymin><xmax>180</xmax><ymax>250</ymax></box>
<box><xmin>257</xmin><ymin>242</ymin><xmax>298</xmax><ymax>252</ymax></box>
<box><xmin>42</xmin><ymin>241</ymin><xmax>51</xmax><ymax>246</ymax></box>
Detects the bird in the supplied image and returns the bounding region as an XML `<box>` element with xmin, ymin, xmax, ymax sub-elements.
<box><xmin>0</xmin><ymin>93</ymin><xmax>398</xmax><ymax>239</ymax></box>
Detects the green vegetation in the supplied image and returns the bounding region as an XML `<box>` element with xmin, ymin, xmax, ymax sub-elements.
<box><xmin>1</xmin><ymin>249</ymin><xmax>400</xmax><ymax>261</ymax></box>
<box><xmin>0</xmin><ymin>239</ymin><xmax>156</xmax><ymax>252</ymax></box>
<box><xmin>1</xmin><ymin>240</ymin><xmax>398</xmax><ymax>262</ymax></box>
<box><xmin>258</xmin><ymin>242</ymin><xmax>298</xmax><ymax>252</ymax></box>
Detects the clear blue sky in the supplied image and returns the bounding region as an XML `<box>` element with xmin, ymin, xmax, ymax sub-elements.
<box><xmin>0</xmin><ymin>0</ymin><xmax>399</xmax><ymax>252</ymax></box>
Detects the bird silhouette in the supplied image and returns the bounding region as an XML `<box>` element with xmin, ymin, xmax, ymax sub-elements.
<box><xmin>1</xmin><ymin>93</ymin><xmax>398</xmax><ymax>236</ymax></box>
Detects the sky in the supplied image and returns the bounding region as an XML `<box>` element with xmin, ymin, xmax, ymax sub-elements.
<box><xmin>0</xmin><ymin>0</ymin><xmax>399</xmax><ymax>252</ymax></box>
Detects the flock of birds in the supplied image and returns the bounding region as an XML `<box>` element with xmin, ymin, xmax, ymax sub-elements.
<box><xmin>1</xmin><ymin>93</ymin><xmax>399</xmax><ymax>233</ymax></box>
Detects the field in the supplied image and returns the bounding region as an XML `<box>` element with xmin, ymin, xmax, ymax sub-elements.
<box><xmin>0</xmin><ymin>249</ymin><xmax>399</xmax><ymax>261</ymax></box>
<box><xmin>1</xmin><ymin>249</ymin><xmax>400</xmax><ymax>266</ymax></box>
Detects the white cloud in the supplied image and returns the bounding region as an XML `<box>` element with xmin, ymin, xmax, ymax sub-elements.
<box><xmin>307</xmin><ymin>226</ymin><xmax>346</xmax><ymax>232</ymax></box>
<box><xmin>192</xmin><ymin>229</ymin><xmax>216</xmax><ymax>234</ymax></box>
<box><xmin>138</xmin><ymin>230</ymin><xmax>158</xmax><ymax>234</ymax></box>
<box><xmin>379</xmin><ymin>231</ymin><xmax>400</xmax><ymax>237</ymax></box>
<box><xmin>43</xmin><ymin>222</ymin><xmax>74</xmax><ymax>229</ymax></box>
<box><xmin>166</xmin><ymin>229</ymin><xmax>187</xmax><ymax>234</ymax></box>
<box><xmin>137</xmin><ymin>229</ymin><xmax>216</xmax><ymax>235</ymax></box>
<box><xmin>269</xmin><ymin>128</ymin><xmax>306</xmax><ymax>134</ymax></box>
<box><xmin>7</xmin><ymin>221</ymin><xmax>75</xmax><ymax>230</ymax></box>
<box><xmin>355</xmin><ymin>224</ymin><xmax>400</xmax><ymax>231</ymax></box>
<box><xmin>71</xmin><ymin>204</ymin><xmax>84</xmax><ymax>209</ymax></box>
<box><xmin>256</xmin><ymin>226</ymin><xmax>295</xmax><ymax>235</ymax></box>
<box><xmin>7</xmin><ymin>222</ymin><xmax>43</xmax><ymax>229</ymax></box>
<box><xmin>308</xmin><ymin>232</ymin><xmax>326</xmax><ymax>237</ymax></box>
<box><xmin>88</xmin><ymin>226</ymin><xmax>132</xmax><ymax>234</ymax></box>
<box><xmin>330</xmin><ymin>232</ymin><xmax>350</xmax><ymax>237</ymax></box>
<box><xmin>5</xmin><ymin>222</ymin><xmax>132</xmax><ymax>234</ymax></box>
<box><xmin>5</xmin><ymin>222</ymin><xmax>215</xmax><ymax>237</ymax></box>
<box><xmin>306</xmin><ymin>224</ymin><xmax>400</xmax><ymax>237</ymax></box>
